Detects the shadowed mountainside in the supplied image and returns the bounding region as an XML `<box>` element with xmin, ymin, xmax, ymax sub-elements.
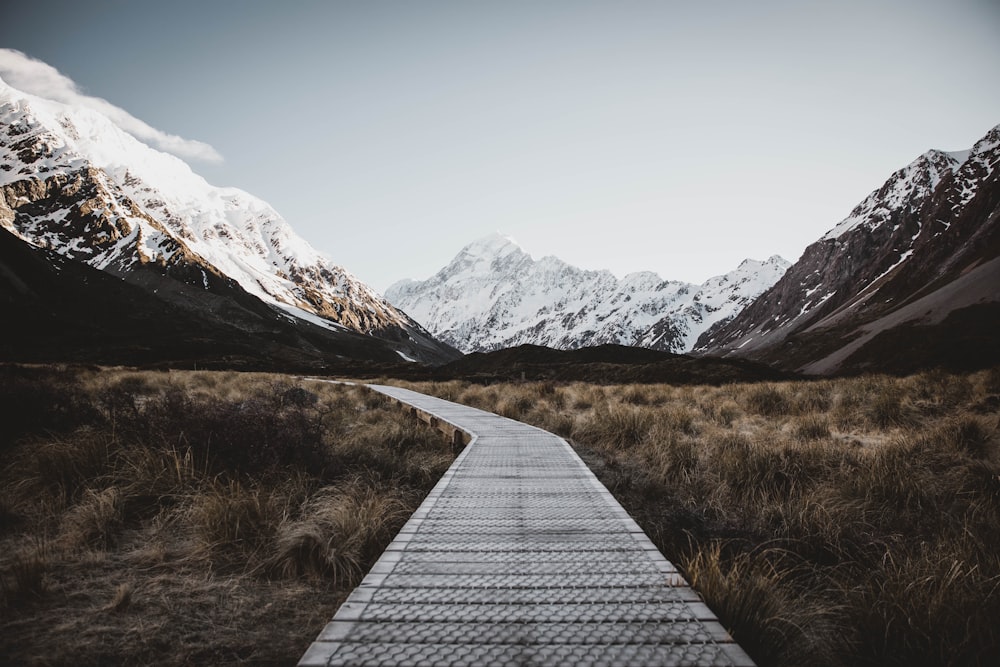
<box><xmin>0</xmin><ymin>226</ymin><xmax>444</xmax><ymax>373</ymax></box>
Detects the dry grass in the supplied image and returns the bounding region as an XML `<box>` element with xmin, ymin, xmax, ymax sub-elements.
<box><xmin>405</xmin><ymin>368</ymin><xmax>1000</xmax><ymax>667</ymax></box>
<box><xmin>0</xmin><ymin>365</ymin><xmax>455</xmax><ymax>666</ymax></box>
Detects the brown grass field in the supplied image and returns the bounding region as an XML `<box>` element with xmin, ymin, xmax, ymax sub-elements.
<box><xmin>3</xmin><ymin>363</ymin><xmax>999</xmax><ymax>666</ymax></box>
<box><xmin>0</xmin><ymin>365</ymin><xmax>454</xmax><ymax>666</ymax></box>
<box><xmin>402</xmin><ymin>368</ymin><xmax>1000</xmax><ymax>667</ymax></box>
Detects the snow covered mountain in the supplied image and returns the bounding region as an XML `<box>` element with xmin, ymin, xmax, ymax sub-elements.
<box><xmin>385</xmin><ymin>234</ymin><xmax>789</xmax><ymax>354</ymax></box>
<box><xmin>696</xmin><ymin>124</ymin><xmax>1000</xmax><ymax>374</ymax></box>
<box><xmin>0</xmin><ymin>75</ymin><xmax>457</xmax><ymax>365</ymax></box>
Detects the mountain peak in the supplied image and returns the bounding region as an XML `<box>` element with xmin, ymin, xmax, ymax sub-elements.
<box><xmin>820</xmin><ymin>146</ymin><xmax>966</xmax><ymax>241</ymax></box>
<box><xmin>0</xmin><ymin>72</ymin><xmax>458</xmax><ymax>364</ymax></box>
<box><xmin>737</xmin><ymin>255</ymin><xmax>790</xmax><ymax>270</ymax></box>
<box><xmin>460</xmin><ymin>233</ymin><xmax>524</xmax><ymax>259</ymax></box>
<box><xmin>386</xmin><ymin>237</ymin><xmax>788</xmax><ymax>354</ymax></box>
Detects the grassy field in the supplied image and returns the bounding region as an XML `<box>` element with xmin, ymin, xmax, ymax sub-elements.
<box><xmin>5</xmin><ymin>363</ymin><xmax>998</xmax><ymax>666</ymax></box>
<box><xmin>404</xmin><ymin>368</ymin><xmax>1000</xmax><ymax>667</ymax></box>
<box><xmin>0</xmin><ymin>365</ymin><xmax>455</xmax><ymax>666</ymax></box>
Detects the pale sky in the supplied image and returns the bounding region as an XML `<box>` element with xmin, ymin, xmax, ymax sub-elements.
<box><xmin>2</xmin><ymin>1</ymin><xmax>999</xmax><ymax>292</ymax></box>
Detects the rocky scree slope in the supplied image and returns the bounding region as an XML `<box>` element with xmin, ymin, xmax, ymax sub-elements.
<box><xmin>386</xmin><ymin>234</ymin><xmax>788</xmax><ymax>354</ymax></box>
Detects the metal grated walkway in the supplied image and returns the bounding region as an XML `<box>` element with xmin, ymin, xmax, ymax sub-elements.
<box><xmin>298</xmin><ymin>385</ymin><xmax>755</xmax><ymax>667</ymax></box>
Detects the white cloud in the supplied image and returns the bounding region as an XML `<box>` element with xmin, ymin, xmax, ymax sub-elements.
<box><xmin>0</xmin><ymin>49</ymin><xmax>223</xmax><ymax>163</ymax></box>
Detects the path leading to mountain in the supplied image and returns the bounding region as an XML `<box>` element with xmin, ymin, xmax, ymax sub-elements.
<box><xmin>298</xmin><ymin>385</ymin><xmax>755</xmax><ymax>666</ymax></box>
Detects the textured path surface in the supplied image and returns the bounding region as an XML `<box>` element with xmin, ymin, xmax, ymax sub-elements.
<box><xmin>299</xmin><ymin>385</ymin><xmax>754</xmax><ymax>667</ymax></box>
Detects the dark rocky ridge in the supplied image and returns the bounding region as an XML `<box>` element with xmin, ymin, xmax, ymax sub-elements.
<box><xmin>697</xmin><ymin>125</ymin><xmax>1000</xmax><ymax>375</ymax></box>
<box><xmin>0</xmin><ymin>226</ymin><xmax>439</xmax><ymax>372</ymax></box>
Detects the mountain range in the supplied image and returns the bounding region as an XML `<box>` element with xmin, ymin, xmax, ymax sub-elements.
<box><xmin>0</xmin><ymin>75</ymin><xmax>457</xmax><ymax>368</ymax></box>
<box><xmin>2</xmin><ymin>67</ymin><xmax>996</xmax><ymax>377</ymax></box>
<box><xmin>385</xmin><ymin>235</ymin><xmax>789</xmax><ymax>354</ymax></box>
<box><xmin>386</xmin><ymin>125</ymin><xmax>999</xmax><ymax>374</ymax></box>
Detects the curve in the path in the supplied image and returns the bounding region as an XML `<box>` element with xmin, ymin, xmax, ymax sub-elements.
<box><xmin>299</xmin><ymin>384</ymin><xmax>755</xmax><ymax>667</ymax></box>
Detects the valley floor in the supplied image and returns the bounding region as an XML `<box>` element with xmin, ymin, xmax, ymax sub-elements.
<box><xmin>0</xmin><ymin>366</ymin><xmax>454</xmax><ymax>666</ymax></box>
<box><xmin>403</xmin><ymin>369</ymin><xmax>1000</xmax><ymax>667</ymax></box>
<box><xmin>3</xmin><ymin>364</ymin><xmax>999</xmax><ymax>666</ymax></box>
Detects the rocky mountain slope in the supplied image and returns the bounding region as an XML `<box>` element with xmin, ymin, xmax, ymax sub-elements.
<box><xmin>696</xmin><ymin>124</ymin><xmax>1000</xmax><ymax>374</ymax></box>
<box><xmin>0</xmin><ymin>225</ymin><xmax>427</xmax><ymax>370</ymax></box>
<box><xmin>386</xmin><ymin>234</ymin><xmax>788</xmax><ymax>354</ymax></box>
<box><xmin>0</xmin><ymin>75</ymin><xmax>457</xmax><ymax>366</ymax></box>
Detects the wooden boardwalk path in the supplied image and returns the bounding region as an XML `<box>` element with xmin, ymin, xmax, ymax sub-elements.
<box><xmin>299</xmin><ymin>385</ymin><xmax>755</xmax><ymax>666</ymax></box>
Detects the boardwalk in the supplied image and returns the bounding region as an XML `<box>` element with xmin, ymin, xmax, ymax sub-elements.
<box><xmin>299</xmin><ymin>385</ymin><xmax>755</xmax><ymax>667</ymax></box>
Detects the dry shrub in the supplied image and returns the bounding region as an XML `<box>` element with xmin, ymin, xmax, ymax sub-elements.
<box><xmin>423</xmin><ymin>381</ymin><xmax>466</xmax><ymax>402</ymax></box>
<box><xmin>266</xmin><ymin>483</ymin><xmax>412</xmax><ymax>586</ymax></box>
<box><xmin>713</xmin><ymin>434</ymin><xmax>829</xmax><ymax>502</ymax></box>
<box><xmin>186</xmin><ymin>479</ymin><xmax>290</xmax><ymax>568</ymax></box>
<box><xmin>0</xmin><ymin>494</ymin><xmax>19</xmax><ymax>533</ymax></box>
<box><xmin>622</xmin><ymin>385</ymin><xmax>652</xmax><ymax>405</ymax></box>
<box><xmin>450</xmin><ymin>384</ymin><xmax>497</xmax><ymax>412</ymax></box>
<box><xmin>101</xmin><ymin>582</ymin><xmax>134</xmax><ymax>613</ymax></box>
<box><xmin>139</xmin><ymin>384</ymin><xmax>329</xmax><ymax>477</ymax></box>
<box><xmin>928</xmin><ymin>415</ymin><xmax>995</xmax><ymax>459</ymax></box>
<box><xmin>532</xmin><ymin>410</ymin><xmax>575</xmax><ymax>438</ymax></box>
<box><xmin>567</xmin><ymin>383</ymin><xmax>604</xmax><ymax>411</ymax></box>
<box><xmin>704</xmin><ymin>397</ymin><xmax>742</xmax><ymax>427</ymax></box>
<box><xmin>684</xmin><ymin>543</ymin><xmax>848</xmax><ymax>666</ymax></box>
<box><xmin>113</xmin><ymin>445</ymin><xmax>201</xmax><ymax>520</ymax></box>
<box><xmin>849</xmin><ymin>441</ymin><xmax>936</xmax><ymax>515</ymax></box>
<box><xmin>547</xmin><ymin>386</ymin><xmax>567</xmax><ymax>410</ymax></box>
<box><xmin>864</xmin><ymin>388</ymin><xmax>914</xmax><ymax>430</ymax></box>
<box><xmin>332</xmin><ymin>406</ymin><xmax>451</xmax><ymax>484</ymax></box>
<box><xmin>847</xmin><ymin>545</ymin><xmax>1000</xmax><ymax>666</ymax></box>
<box><xmin>573</xmin><ymin>405</ymin><xmax>654</xmax><ymax>449</ymax></box>
<box><xmin>0</xmin><ymin>365</ymin><xmax>100</xmax><ymax>451</ymax></box>
<box><xmin>742</xmin><ymin>383</ymin><xmax>791</xmax><ymax>417</ymax></box>
<box><xmin>31</xmin><ymin>429</ymin><xmax>113</xmax><ymax>506</ymax></box>
<box><xmin>643</xmin><ymin>435</ymin><xmax>698</xmax><ymax>481</ymax></box>
<box><xmin>496</xmin><ymin>387</ymin><xmax>536</xmax><ymax>420</ymax></box>
<box><xmin>60</xmin><ymin>487</ymin><xmax>124</xmax><ymax>550</ymax></box>
<box><xmin>795</xmin><ymin>415</ymin><xmax>831</xmax><ymax>441</ymax></box>
<box><xmin>655</xmin><ymin>405</ymin><xmax>700</xmax><ymax>437</ymax></box>
<box><xmin>0</xmin><ymin>538</ymin><xmax>51</xmax><ymax>608</ymax></box>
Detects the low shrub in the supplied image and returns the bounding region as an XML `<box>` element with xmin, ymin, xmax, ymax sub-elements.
<box><xmin>795</xmin><ymin>415</ymin><xmax>831</xmax><ymax>441</ymax></box>
<box><xmin>684</xmin><ymin>543</ymin><xmax>848</xmax><ymax>666</ymax></box>
<box><xmin>0</xmin><ymin>539</ymin><xmax>51</xmax><ymax>608</ymax></box>
<box><xmin>60</xmin><ymin>487</ymin><xmax>124</xmax><ymax>550</ymax></box>
<box><xmin>742</xmin><ymin>383</ymin><xmax>791</xmax><ymax>417</ymax></box>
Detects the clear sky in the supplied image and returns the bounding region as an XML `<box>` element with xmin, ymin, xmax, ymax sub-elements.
<box><xmin>2</xmin><ymin>1</ymin><xmax>998</xmax><ymax>292</ymax></box>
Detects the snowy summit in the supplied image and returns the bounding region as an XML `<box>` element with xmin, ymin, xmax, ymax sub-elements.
<box><xmin>385</xmin><ymin>233</ymin><xmax>789</xmax><ymax>354</ymax></box>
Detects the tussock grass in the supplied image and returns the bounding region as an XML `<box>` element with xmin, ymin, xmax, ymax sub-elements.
<box><xmin>0</xmin><ymin>365</ymin><xmax>455</xmax><ymax>666</ymax></box>
<box><xmin>266</xmin><ymin>481</ymin><xmax>412</xmax><ymax>585</ymax></box>
<box><xmin>573</xmin><ymin>405</ymin><xmax>655</xmax><ymax>449</ymax></box>
<box><xmin>794</xmin><ymin>414</ymin><xmax>831</xmax><ymax>440</ymax></box>
<box><xmin>408</xmin><ymin>367</ymin><xmax>1000</xmax><ymax>667</ymax></box>
<box><xmin>0</xmin><ymin>538</ymin><xmax>52</xmax><ymax>608</ymax></box>
<box><xmin>741</xmin><ymin>383</ymin><xmax>791</xmax><ymax>417</ymax></box>
<box><xmin>685</xmin><ymin>542</ymin><xmax>848</xmax><ymax>666</ymax></box>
